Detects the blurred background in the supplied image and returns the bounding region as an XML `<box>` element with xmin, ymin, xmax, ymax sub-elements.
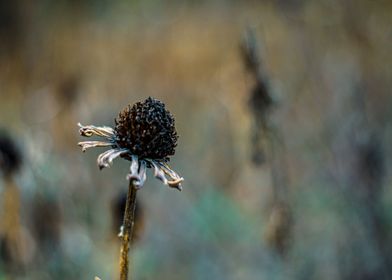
<box><xmin>0</xmin><ymin>0</ymin><xmax>391</xmax><ymax>279</ymax></box>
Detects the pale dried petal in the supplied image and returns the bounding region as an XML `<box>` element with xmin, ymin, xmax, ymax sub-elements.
<box><xmin>129</xmin><ymin>155</ymin><xmax>139</xmax><ymax>177</ymax></box>
<box><xmin>151</xmin><ymin>161</ymin><xmax>168</xmax><ymax>185</ymax></box>
<box><xmin>97</xmin><ymin>148</ymin><xmax>128</xmax><ymax>170</ymax></box>
<box><xmin>167</xmin><ymin>178</ymin><xmax>184</xmax><ymax>191</ymax></box>
<box><xmin>157</xmin><ymin>162</ymin><xmax>184</xmax><ymax>190</ymax></box>
<box><xmin>137</xmin><ymin>161</ymin><xmax>147</xmax><ymax>187</ymax></box>
<box><xmin>126</xmin><ymin>155</ymin><xmax>146</xmax><ymax>188</ymax></box>
<box><xmin>78</xmin><ymin>123</ymin><xmax>115</xmax><ymax>138</ymax></box>
<box><xmin>150</xmin><ymin>161</ymin><xmax>183</xmax><ymax>191</ymax></box>
<box><xmin>78</xmin><ymin>140</ymin><xmax>114</xmax><ymax>152</ymax></box>
<box><xmin>157</xmin><ymin>162</ymin><xmax>183</xmax><ymax>180</ymax></box>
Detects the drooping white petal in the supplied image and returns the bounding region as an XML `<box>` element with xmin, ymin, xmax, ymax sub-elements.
<box><xmin>151</xmin><ymin>160</ymin><xmax>168</xmax><ymax>185</ymax></box>
<box><xmin>137</xmin><ymin>161</ymin><xmax>147</xmax><ymax>187</ymax></box>
<box><xmin>150</xmin><ymin>160</ymin><xmax>183</xmax><ymax>191</ymax></box>
<box><xmin>157</xmin><ymin>162</ymin><xmax>183</xmax><ymax>180</ymax></box>
<box><xmin>97</xmin><ymin>148</ymin><xmax>128</xmax><ymax>170</ymax></box>
<box><xmin>78</xmin><ymin>140</ymin><xmax>114</xmax><ymax>152</ymax></box>
<box><xmin>78</xmin><ymin>123</ymin><xmax>115</xmax><ymax>138</ymax></box>
<box><xmin>156</xmin><ymin>162</ymin><xmax>184</xmax><ymax>190</ymax></box>
<box><xmin>167</xmin><ymin>178</ymin><xmax>183</xmax><ymax>191</ymax></box>
<box><xmin>126</xmin><ymin>155</ymin><xmax>147</xmax><ymax>189</ymax></box>
<box><xmin>129</xmin><ymin>155</ymin><xmax>139</xmax><ymax>177</ymax></box>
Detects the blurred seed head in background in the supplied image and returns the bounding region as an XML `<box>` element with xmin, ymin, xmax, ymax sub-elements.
<box><xmin>0</xmin><ymin>131</ymin><xmax>22</xmax><ymax>177</ymax></box>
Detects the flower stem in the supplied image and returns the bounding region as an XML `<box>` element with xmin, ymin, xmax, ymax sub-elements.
<box><xmin>119</xmin><ymin>179</ymin><xmax>138</xmax><ymax>280</ymax></box>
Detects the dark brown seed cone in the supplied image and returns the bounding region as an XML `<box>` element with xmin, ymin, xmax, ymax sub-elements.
<box><xmin>114</xmin><ymin>97</ymin><xmax>178</xmax><ymax>160</ymax></box>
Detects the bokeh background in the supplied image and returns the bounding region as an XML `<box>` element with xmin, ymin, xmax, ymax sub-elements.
<box><xmin>0</xmin><ymin>1</ymin><xmax>392</xmax><ymax>279</ymax></box>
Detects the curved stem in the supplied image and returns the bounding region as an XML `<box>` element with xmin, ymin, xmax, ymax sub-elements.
<box><xmin>119</xmin><ymin>179</ymin><xmax>138</xmax><ymax>280</ymax></box>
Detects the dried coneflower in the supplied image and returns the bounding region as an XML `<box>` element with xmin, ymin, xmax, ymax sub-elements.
<box><xmin>78</xmin><ymin>97</ymin><xmax>183</xmax><ymax>280</ymax></box>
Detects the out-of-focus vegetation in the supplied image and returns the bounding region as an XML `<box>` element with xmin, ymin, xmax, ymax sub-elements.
<box><xmin>0</xmin><ymin>1</ymin><xmax>392</xmax><ymax>279</ymax></box>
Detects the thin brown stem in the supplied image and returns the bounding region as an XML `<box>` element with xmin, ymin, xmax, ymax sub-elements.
<box><xmin>119</xmin><ymin>179</ymin><xmax>138</xmax><ymax>280</ymax></box>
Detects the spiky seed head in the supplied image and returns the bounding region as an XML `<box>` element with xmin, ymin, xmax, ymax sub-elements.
<box><xmin>114</xmin><ymin>97</ymin><xmax>178</xmax><ymax>161</ymax></box>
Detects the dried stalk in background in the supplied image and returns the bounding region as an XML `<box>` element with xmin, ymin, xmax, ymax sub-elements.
<box><xmin>241</xmin><ymin>28</ymin><xmax>292</xmax><ymax>257</ymax></box>
<box><xmin>0</xmin><ymin>131</ymin><xmax>26</xmax><ymax>271</ymax></box>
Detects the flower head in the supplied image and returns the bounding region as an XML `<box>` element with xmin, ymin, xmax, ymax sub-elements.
<box><xmin>78</xmin><ymin>97</ymin><xmax>183</xmax><ymax>190</ymax></box>
<box><xmin>114</xmin><ymin>97</ymin><xmax>177</xmax><ymax>161</ymax></box>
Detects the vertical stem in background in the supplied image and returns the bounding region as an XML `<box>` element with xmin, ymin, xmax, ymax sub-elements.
<box><xmin>1</xmin><ymin>176</ymin><xmax>23</xmax><ymax>269</ymax></box>
<box><xmin>241</xmin><ymin>28</ymin><xmax>292</xmax><ymax>257</ymax></box>
<box><xmin>119</xmin><ymin>179</ymin><xmax>138</xmax><ymax>280</ymax></box>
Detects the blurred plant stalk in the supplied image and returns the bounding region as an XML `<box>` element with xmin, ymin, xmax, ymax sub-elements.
<box><xmin>241</xmin><ymin>28</ymin><xmax>292</xmax><ymax>257</ymax></box>
<box><xmin>1</xmin><ymin>176</ymin><xmax>22</xmax><ymax>266</ymax></box>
